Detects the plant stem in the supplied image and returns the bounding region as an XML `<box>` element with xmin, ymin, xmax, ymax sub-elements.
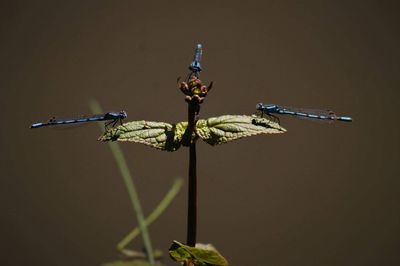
<box><xmin>89</xmin><ymin>100</ymin><xmax>155</xmax><ymax>265</ymax></box>
<box><xmin>187</xmin><ymin>102</ymin><xmax>198</xmax><ymax>246</ymax></box>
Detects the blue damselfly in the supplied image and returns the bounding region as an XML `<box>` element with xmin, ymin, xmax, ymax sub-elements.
<box><xmin>30</xmin><ymin>111</ymin><xmax>127</xmax><ymax>129</ymax></box>
<box><xmin>256</xmin><ymin>103</ymin><xmax>352</xmax><ymax>123</ymax></box>
<box><xmin>187</xmin><ymin>43</ymin><xmax>202</xmax><ymax>80</ymax></box>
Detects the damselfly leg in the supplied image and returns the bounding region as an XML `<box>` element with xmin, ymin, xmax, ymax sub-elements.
<box><xmin>256</xmin><ymin>110</ymin><xmax>280</xmax><ymax>124</ymax></box>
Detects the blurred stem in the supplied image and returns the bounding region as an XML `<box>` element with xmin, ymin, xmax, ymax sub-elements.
<box><xmin>186</xmin><ymin>102</ymin><xmax>198</xmax><ymax>247</ymax></box>
<box><xmin>89</xmin><ymin>100</ymin><xmax>155</xmax><ymax>265</ymax></box>
<box><xmin>117</xmin><ymin>178</ymin><xmax>184</xmax><ymax>250</ymax></box>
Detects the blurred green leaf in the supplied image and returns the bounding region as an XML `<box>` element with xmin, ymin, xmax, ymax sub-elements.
<box><xmin>103</xmin><ymin>249</ymin><xmax>164</xmax><ymax>266</ymax></box>
<box><xmin>90</xmin><ymin>100</ymin><xmax>155</xmax><ymax>264</ymax></box>
<box><xmin>196</xmin><ymin>115</ymin><xmax>286</xmax><ymax>145</ymax></box>
<box><xmin>169</xmin><ymin>241</ymin><xmax>229</xmax><ymax>266</ymax></box>
<box><xmin>99</xmin><ymin>115</ymin><xmax>285</xmax><ymax>151</ymax></box>
<box><xmin>102</xmin><ymin>259</ymin><xmax>164</xmax><ymax>266</ymax></box>
<box><xmin>119</xmin><ymin>249</ymin><xmax>164</xmax><ymax>260</ymax></box>
<box><xmin>117</xmin><ymin>178</ymin><xmax>184</xmax><ymax>251</ymax></box>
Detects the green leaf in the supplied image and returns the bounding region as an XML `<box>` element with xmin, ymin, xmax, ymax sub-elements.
<box><xmin>169</xmin><ymin>241</ymin><xmax>229</xmax><ymax>266</ymax></box>
<box><xmin>196</xmin><ymin>115</ymin><xmax>286</xmax><ymax>145</ymax></box>
<box><xmin>175</xmin><ymin>121</ymin><xmax>197</xmax><ymax>147</ymax></box>
<box><xmin>99</xmin><ymin>120</ymin><xmax>182</xmax><ymax>151</ymax></box>
<box><xmin>99</xmin><ymin>115</ymin><xmax>285</xmax><ymax>150</ymax></box>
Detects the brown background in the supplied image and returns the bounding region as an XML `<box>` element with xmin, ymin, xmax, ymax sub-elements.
<box><xmin>1</xmin><ymin>1</ymin><xmax>399</xmax><ymax>265</ymax></box>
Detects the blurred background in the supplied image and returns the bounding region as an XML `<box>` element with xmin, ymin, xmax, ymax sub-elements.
<box><xmin>1</xmin><ymin>1</ymin><xmax>399</xmax><ymax>265</ymax></box>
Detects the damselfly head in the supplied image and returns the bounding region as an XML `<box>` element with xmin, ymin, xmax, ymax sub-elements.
<box><xmin>120</xmin><ymin>111</ymin><xmax>128</xmax><ymax>119</ymax></box>
<box><xmin>189</xmin><ymin>62</ymin><xmax>202</xmax><ymax>73</ymax></box>
<box><xmin>256</xmin><ymin>103</ymin><xmax>279</xmax><ymax>112</ymax></box>
<box><xmin>256</xmin><ymin>103</ymin><xmax>264</xmax><ymax>110</ymax></box>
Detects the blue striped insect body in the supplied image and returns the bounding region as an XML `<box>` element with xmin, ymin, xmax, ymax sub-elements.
<box><xmin>188</xmin><ymin>44</ymin><xmax>202</xmax><ymax>79</ymax></box>
<box><xmin>30</xmin><ymin>111</ymin><xmax>127</xmax><ymax>129</ymax></box>
<box><xmin>256</xmin><ymin>103</ymin><xmax>352</xmax><ymax>123</ymax></box>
